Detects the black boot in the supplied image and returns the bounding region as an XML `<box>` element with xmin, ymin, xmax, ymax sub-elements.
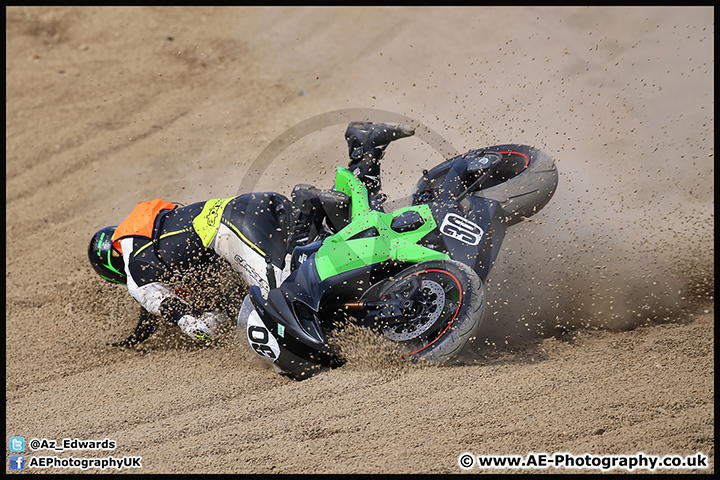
<box><xmin>287</xmin><ymin>184</ymin><xmax>351</xmax><ymax>253</ymax></box>
<box><xmin>287</xmin><ymin>184</ymin><xmax>323</xmax><ymax>252</ymax></box>
<box><xmin>345</xmin><ymin>121</ymin><xmax>415</xmax><ymax>162</ymax></box>
<box><xmin>345</xmin><ymin>122</ymin><xmax>414</xmax><ymax>195</ymax></box>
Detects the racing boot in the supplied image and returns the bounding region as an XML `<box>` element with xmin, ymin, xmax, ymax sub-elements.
<box><xmin>287</xmin><ymin>184</ymin><xmax>351</xmax><ymax>253</ymax></box>
<box><xmin>345</xmin><ymin>122</ymin><xmax>415</xmax><ymax>195</ymax></box>
<box><xmin>287</xmin><ymin>184</ymin><xmax>323</xmax><ymax>253</ymax></box>
<box><xmin>345</xmin><ymin>121</ymin><xmax>415</xmax><ymax>163</ymax></box>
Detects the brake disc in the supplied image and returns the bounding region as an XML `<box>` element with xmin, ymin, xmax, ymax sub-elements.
<box><xmin>383</xmin><ymin>279</ymin><xmax>445</xmax><ymax>341</ymax></box>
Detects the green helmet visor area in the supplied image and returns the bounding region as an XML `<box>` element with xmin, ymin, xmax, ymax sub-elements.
<box><xmin>89</xmin><ymin>228</ymin><xmax>127</xmax><ymax>284</ymax></box>
<box><xmin>98</xmin><ymin>232</ymin><xmax>125</xmax><ymax>277</ymax></box>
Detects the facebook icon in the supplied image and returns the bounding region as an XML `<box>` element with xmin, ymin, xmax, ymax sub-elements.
<box><xmin>10</xmin><ymin>455</ymin><xmax>25</xmax><ymax>470</ymax></box>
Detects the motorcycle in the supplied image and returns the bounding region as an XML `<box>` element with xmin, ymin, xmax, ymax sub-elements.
<box><xmin>236</xmin><ymin>142</ymin><xmax>559</xmax><ymax>379</ymax></box>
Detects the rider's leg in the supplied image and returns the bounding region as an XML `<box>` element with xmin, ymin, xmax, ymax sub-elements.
<box><xmin>287</xmin><ymin>184</ymin><xmax>324</xmax><ymax>252</ymax></box>
<box><xmin>287</xmin><ymin>185</ymin><xmax>350</xmax><ymax>253</ymax></box>
<box><xmin>211</xmin><ymin>194</ymin><xmax>294</xmax><ymax>295</ymax></box>
<box><xmin>344</xmin><ymin>122</ymin><xmax>415</xmax><ymax>195</ymax></box>
<box><xmin>287</xmin><ymin>122</ymin><xmax>415</xmax><ymax>254</ymax></box>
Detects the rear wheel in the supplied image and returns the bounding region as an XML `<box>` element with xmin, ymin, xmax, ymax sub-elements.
<box><xmin>471</xmin><ymin>144</ymin><xmax>558</xmax><ymax>225</ymax></box>
<box><xmin>373</xmin><ymin>259</ymin><xmax>485</xmax><ymax>363</ymax></box>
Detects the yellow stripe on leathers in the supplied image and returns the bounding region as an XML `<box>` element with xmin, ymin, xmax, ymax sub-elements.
<box><xmin>193</xmin><ymin>197</ymin><xmax>266</xmax><ymax>257</ymax></box>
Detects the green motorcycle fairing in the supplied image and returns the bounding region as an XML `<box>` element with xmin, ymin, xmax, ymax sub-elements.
<box><xmin>314</xmin><ymin>167</ymin><xmax>450</xmax><ymax>281</ymax></box>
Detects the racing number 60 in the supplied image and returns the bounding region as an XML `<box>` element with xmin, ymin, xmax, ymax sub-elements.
<box><xmin>248</xmin><ymin>325</ymin><xmax>277</xmax><ymax>359</ymax></box>
<box><xmin>440</xmin><ymin>213</ymin><xmax>484</xmax><ymax>246</ymax></box>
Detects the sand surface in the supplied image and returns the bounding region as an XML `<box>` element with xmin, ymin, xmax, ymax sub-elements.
<box><xmin>6</xmin><ymin>6</ymin><xmax>714</xmax><ymax>474</ymax></box>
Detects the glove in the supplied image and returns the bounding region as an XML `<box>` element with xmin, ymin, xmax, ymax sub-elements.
<box><xmin>177</xmin><ymin>312</ymin><xmax>225</xmax><ymax>341</ymax></box>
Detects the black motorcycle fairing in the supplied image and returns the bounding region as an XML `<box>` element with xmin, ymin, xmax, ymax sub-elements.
<box><xmin>281</xmin><ymin>255</ymin><xmax>409</xmax><ymax>325</ymax></box>
<box><xmin>247</xmin><ymin>284</ymin><xmax>340</xmax><ymax>375</ymax></box>
<box><xmin>464</xmin><ymin>196</ymin><xmax>507</xmax><ymax>281</ymax></box>
<box><xmin>250</xmin><ymin>274</ymin><xmax>327</xmax><ymax>346</ymax></box>
<box><xmin>290</xmin><ymin>240</ymin><xmax>323</xmax><ymax>272</ymax></box>
<box><xmin>245</xmin><ymin>254</ymin><xmax>385</xmax><ymax>372</ymax></box>
<box><xmin>278</xmin><ymin>255</ymin><xmax>326</xmax><ymax>313</ymax></box>
<box><xmin>421</xmin><ymin>197</ymin><xmax>506</xmax><ymax>282</ymax></box>
<box><xmin>247</xmin><ymin>249</ymin><xmax>428</xmax><ymax>370</ymax></box>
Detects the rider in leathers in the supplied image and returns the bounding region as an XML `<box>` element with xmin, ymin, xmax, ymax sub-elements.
<box><xmin>88</xmin><ymin>122</ymin><xmax>414</xmax><ymax>345</ymax></box>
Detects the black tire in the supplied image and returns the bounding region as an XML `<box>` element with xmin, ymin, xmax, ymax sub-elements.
<box><xmin>471</xmin><ymin>144</ymin><xmax>558</xmax><ymax>226</ymax></box>
<box><xmin>373</xmin><ymin>259</ymin><xmax>485</xmax><ymax>364</ymax></box>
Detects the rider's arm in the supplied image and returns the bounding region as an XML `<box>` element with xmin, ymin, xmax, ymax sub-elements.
<box><xmin>120</xmin><ymin>238</ymin><xmax>196</xmax><ymax>323</ymax></box>
<box><xmin>120</xmin><ymin>237</ymin><xmax>221</xmax><ymax>340</ymax></box>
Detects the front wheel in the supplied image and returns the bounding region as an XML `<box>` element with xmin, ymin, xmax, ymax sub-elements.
<box><xmin>373</xmin><ymin>259</ymin><xmax>485</xmax><ymax>364</ymax></box>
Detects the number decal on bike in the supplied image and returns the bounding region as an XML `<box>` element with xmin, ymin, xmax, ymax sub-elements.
<box><xmin>246</xmin><ymin>310</ymin><xmax>281</xmax><ymax>361</ymax></box>
<box><xmin>440</xmin><ymin>213</ymin><xmax>484</xmax><ymax>245</ymax></box>
<box><xmin>248</xmin><ymin>325</ymin><xmax>276</xmax><ymax>358</ymax></box>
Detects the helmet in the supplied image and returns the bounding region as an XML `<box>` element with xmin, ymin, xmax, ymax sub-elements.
<box><xmin>88</xmin><ymin>226</ymin><xmax>127</xmax><ymax>284</ymax></box>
